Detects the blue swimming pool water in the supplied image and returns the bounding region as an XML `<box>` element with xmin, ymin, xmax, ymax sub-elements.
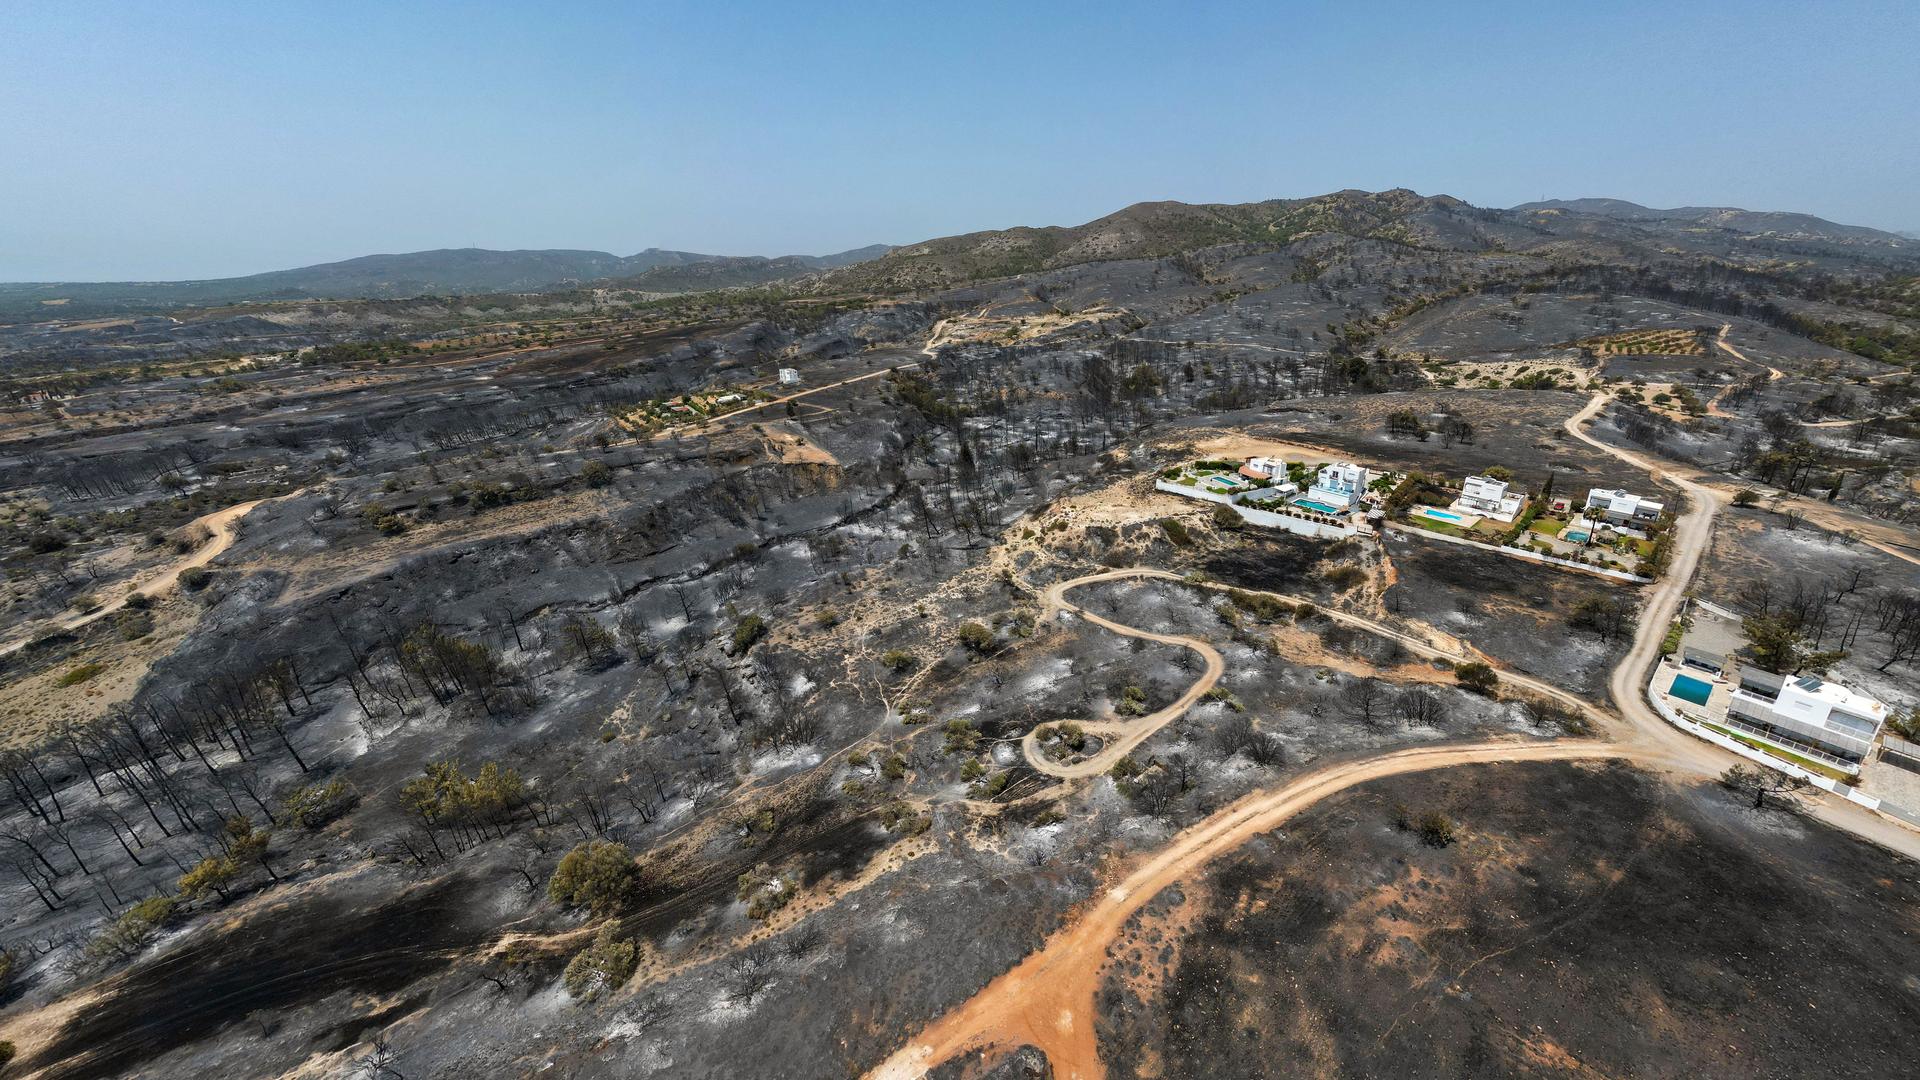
<box><xmin>1422</xmin><ymin>508</ymin><xmax>1466</xmax><ymax>522</ymax></box>
<box><xmin>1669</xmin><ymin>673</ymin><xmax>1713</xmax><ymax>706</ymax></box>
<box><xmin>1292</xmin><ymin>498</ymin><xmax>1342</xmax><ymax>515</ymax></box>
<box><xmin>1565</xmin><ymin>530</ymin><xmax>1590</xmax><ymax>543</ymax></box>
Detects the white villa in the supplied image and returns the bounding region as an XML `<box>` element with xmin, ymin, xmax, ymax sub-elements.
<box><xmin>1238</xmin><ymin>456</ymin><xmax>1286</xmax><ymax>481</ymax></box>
<box><xmin>1727</xmin><ymin>667</ymin><xmax>1888</xmax><ymax>768</ymax></box>
<box><xmin>1585</xmin><ymin>488</ymin><xmax>1664</xmax><ymax>526</ymax></box>
<box><xmin>1453</xmin><ymin>475</ymin><xmax>1525</xmax><ymax>523</ymax></box>
<box><xmin>778</xmin><ymin>368</ymin><xmax>802</xmax><ymax>386</ymax></box>
<box><xmin>1305</xmin><ymin>462</ymin><xmax>1366</xmax><ymax>512</ymax></box>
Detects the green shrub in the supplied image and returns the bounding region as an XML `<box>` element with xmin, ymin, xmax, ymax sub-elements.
<box><xmin>731</xmin><ymin>614</ymin><xmax>768</xmax><ymax>653</ymax></box>
<box><xmin>881</xmin><ymin>649</ymin><xmax>917</xmax><ymax>673</ymax></box>
<box><xmin>57</xmin><ymin>663</ymin><xmax>106</xmax><ymax>687</ymax></box>
<box><xmin>942</xmin><ymin>719</ymin><xmax>980</xmax><ymax>754</ymax></box>
<box><xmin>1418</xmin><ymin>812</ymin><xmax>1457</xmax><ymax>847</ymax></box>
<box><xmin>1453</xmin><ymin>661</ymin><xmax>1499</xmax><ymax>696</ymax></box>
<box><xmin>178</xmin><ymin>566</ymin><xmax>213</xmax><ymax>591</ymax></box>
<box><xmin>86</xmin><ymin>896</ymin><xmax>177</xmax><ymax>961</ymax></box>
<box><xmin>956</xmin><ymin>621</ymin><xmax>995</xmax><ymax>654</ymax></box>
<box><xmin>282</xmin><ymin>778</ymin><xmax>359</xmax><ymax>828</ymax></box>
<box><xmin>563</xmin><ymin>925</ymin><xmax>638</xmax><ymax>1000</ymax></box>
<box><xmin>1158</xmin><ymin>518</ymin><xmax>1193</xmax><ymax>546</ymax></box>
<box><xmin>1323</xmin><ymin>565</ymin><xmax>1365</xmax><ymax>590</ymax></box>
<box><xmin>547</xmin><ymin>840</ymin><xmax>638</xmax><ymax>915</ymax></box>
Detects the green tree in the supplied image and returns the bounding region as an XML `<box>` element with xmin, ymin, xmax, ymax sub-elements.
<box><xmin>548</xmin><ymin>840</ymin><xmax>638</xmax><ymax>915</ymax></box>
<box><xmin>956</xmin><ymin>622</ymin><xmax>995</xmax><ymax>655</ymax></box>
<box><xmin>1740</xmin><ymin>614</ymin><xmax>1844</xmax><ymax>674</ymax></box>
<box><xmin>1453</xmin><ymin>661</ymin><xmax>1499</xmax><ymax>696</ymax></box>
<box><xmin>1732</xmin><ymin>488</ymin><xmax>1762</xmax><ymax>508</ymax></box>
<box><xmin>563</xmin><ymin>924</ymin><xmax>639</xmax><ymax>1000</ymax></box>
<box><xmin>86</xmin><ymin>896</ymin><xmax>177</xmax><ymax>962</ymax></box>
<box><xmin>178</xmin><ymin>854</ymin><xmax>242</xmax><ymax>902</ymax></box>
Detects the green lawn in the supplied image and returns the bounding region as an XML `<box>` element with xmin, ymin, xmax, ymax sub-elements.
<box><xmin>1699</xmin><ymin>720</ymin><xmax>1852</xmax><ymax>781</ymax></box>
<box><xmin>1528</xmin><ymin>516</ymin><xmax>1567</xmax><ymax>537</ymax></box>
<box><xmin>1401</xmin><ymin>514</ymin><xmax>1468</xmax><ymax>538</ymax></box>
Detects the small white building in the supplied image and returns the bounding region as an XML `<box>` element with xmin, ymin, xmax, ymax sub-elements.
<box><xmin>1585</xmin><ymin>488</ymin><xmax>1664</xmax><ymax>525</ymax></box>
<box><xmin>1304</xmin><ymin>462</ymin><xmax>1366</xmax><ymax>511</ymax></box>
<box><xmin>1727</xmin><ymin>668</ymin><xmax>1887</xmax><ymax>767</ymax></box>
<box><xmin>778</xmin><ymin>368</ymin><xmax>802</xmax><ymax>386</ymax></box>
<box><xmin>1238</xmin><ymin>456</ymin><xmax>1285</xmax><ymax>481</ymax></box>
<box><xmin>1454</xmin><ymin>475</ymin><xmax>1525</xmax><ymax>523</ymax></box>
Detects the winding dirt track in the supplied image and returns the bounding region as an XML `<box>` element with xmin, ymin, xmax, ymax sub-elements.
<box><xmin>1021</xmin><ymin>572</ymin><xmax>1225</xmax><ymax>779</ymax></box>
<box><xmin>871</xmin><ymin>382</ymin><xmax>1920</xmax><ymax>1080</ymax></box>
<box><xmin>1022</xmin><ymin>569</ymin><xmax>1611</xmax><ymax>780</ymax></box>
<box><xmin>0</xmin><ymin>494</ymin><xmax>281</xmax><ymax>658</ymax></box>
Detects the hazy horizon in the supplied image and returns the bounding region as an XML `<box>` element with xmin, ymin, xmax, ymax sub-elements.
<box><xmin>4</xmin><ymin>0</ymin><xmax>1916</xmax><ymax>282</ymax></box>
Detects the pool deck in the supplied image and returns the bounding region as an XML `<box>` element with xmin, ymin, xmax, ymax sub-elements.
<box><xmin>1411</xmin><ymin>505</ymin><xmax>1481</xmax><ymax>529</ymax></box>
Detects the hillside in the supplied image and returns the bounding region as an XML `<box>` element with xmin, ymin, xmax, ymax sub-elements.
<box><xmin>0</xmin><ymin>244</ymin><xmax>890</xmax><ymax>320</ymax></box>
<box><xmin>1514</xmin><ymin>198</ymin><xmax>1908</xmax><ymax>244</ymax></box>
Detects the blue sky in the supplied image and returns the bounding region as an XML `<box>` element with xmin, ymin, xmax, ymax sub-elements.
<box><xmin>3</xmin><ymin>0</ymin><xmax>1916</xmax><ymax>280</ymax></box>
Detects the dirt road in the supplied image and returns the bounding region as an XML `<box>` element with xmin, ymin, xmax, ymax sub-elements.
<box><xmin>870</xmin><ymin>739</ymin><xmax>1628</xmax><ymax>1080</ymax></box>
<box><xmin>872</xmin><ymin>390</ymin><xmax>1920</xmax><ymax>1078</ymax></box>
<box><xmin>0</xmin><ymin>495</ymin><xmax>279</xmax><ymax>658</ymax></box>
<box><xmin>1021</xmin><ymin>571</ymin><xmax>1226</xmax><ymax>779</ymax></box>
<box><xmin>1023</xmin><ymin>568</ymin><xmax>1612</xmax><ymax>781</ymax></box>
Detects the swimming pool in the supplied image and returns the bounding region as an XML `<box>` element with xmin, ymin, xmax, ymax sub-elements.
<box><xmin>1565</xmin><ymin>530</ymin><xmax>1590</xmax><ymax>543</ymax></box>
<box><xmin>1669</xmin><ymin>673</ymin><xmax>1714</xmax><ymax>706</ymax></box>
<box><xmin>1422</xmin><ymin>508</ymin><xmax>1466</xmax><ymax>522</ymax></box>
<box><xmin>1292</xmin><ymin>498</ymin><xmax>1343</xmax><ymax>515</ymax></box>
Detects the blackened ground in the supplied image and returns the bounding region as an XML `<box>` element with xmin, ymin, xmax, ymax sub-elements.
<box><xmin>1382</xmin><ymin>533</ymin><xmax>1632</xmax><ymax>698</ymax></box>
<box><xmin>27</xmin><ymin>870</ymin><xmax>498</xmax><ymax>1080</ymax></box>
<box><xmin>1097</xmin><ymin>761</ymin><xmax>1920</xmax><ymax>1080</ymax></box>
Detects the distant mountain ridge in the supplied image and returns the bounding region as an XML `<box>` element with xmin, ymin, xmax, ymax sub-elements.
<box><xmin>1512</xmin><ymin>198</ymin><xmax>1902</xmax><ymax>242</ymax></box>
<box><xmin>0</xmin><ymin>243</ymin><xmax>893</xmax><ymax>319</ymax></box>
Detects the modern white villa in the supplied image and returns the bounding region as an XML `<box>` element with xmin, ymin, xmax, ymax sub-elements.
<box><xmin>778</xmin><ymin>367</ymin><xmax>802</xmax><ymax>386</ymax></box>
<box><xmin>1452</xmin><ymin>475</ymin><xmax>1524</xmax><ymax>523</ymax></box>
<box><xmin>1238</xmin><ymin>456</ymin><xmax>1286</xmax><ymax>481</ymax></box>
<box><xmin>1584</xmin><ymin>488</ymin><xmax>1664</xmax><ymax>525</ymax></box>
<box><xmin>1303</xmin><ymin>462</ymin><xmax>1366</xmax><ymax>512</ymax></box>
<box><xmin>1727</xmin><ymin>667</ymin><xmax>1888</xmax><ymax>768</ymax></box>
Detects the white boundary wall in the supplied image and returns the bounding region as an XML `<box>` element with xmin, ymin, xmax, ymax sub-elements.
<box><xmin>1385</xmin><ymin>523</ymin><xmax>1652</xmax><ymax>584</ymax></box>
<box><xmin>1154</xmin><ymin>479</ymin><xmax>1357</xmax><ymax>540</ymax></box>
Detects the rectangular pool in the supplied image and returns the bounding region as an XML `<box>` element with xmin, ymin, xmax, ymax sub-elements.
<box><xmin>1669</xmin><ymin>673</ymin><xmax>1714</xmax><ymax>706</ymax></box>
<box><xmin>1292</xmin><ymin>498</ymin><xmax>1343</xmax><ymax>515</ymax></box>
<box><xmin>1565</xmin><ymin>530</ymin><xmax>1590</xmax><ymax>543</ymax></box>
<box><xmin>1422</xmin><ymin>508</ymin><xmax>1466</xmax><ymax>522</ymax></box>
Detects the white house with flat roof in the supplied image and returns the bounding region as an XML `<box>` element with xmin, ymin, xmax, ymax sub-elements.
<box><xmin>1304</xmin><ymin>462</ymin><xmax>1365</xmax><ymax>511</ymax></box>
<box><xmin>1726</xmin><ymin>667</ymin><xmax>1887</xmax><ymax>767</ymax></box>
<box><xmin>1238</xmin><ymin>456</ymin><xmax>1285</xmax><ymax>481</ymax></box>
<box><xmin>1453</xmin><ymin>475</ymin><xmax>1525</xmax><ymax>523</ymax></box>
<box><xmin>778</xmin><ymin>368</ymin><xmax>802</xmax><ymax>386</ymax></box>
<box><xmin>1585</xmin><ymin>488</ymin><xmax>1664</xmax><ymax>525</ymax></box>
